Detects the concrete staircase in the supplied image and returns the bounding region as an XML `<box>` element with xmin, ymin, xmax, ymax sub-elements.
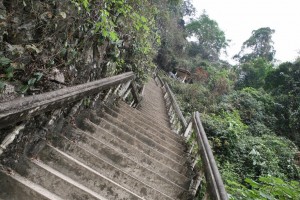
<box><xmin>0</xmin><ymin>78</ymin><xmax>192</xmax><ymax>200</ymax></box>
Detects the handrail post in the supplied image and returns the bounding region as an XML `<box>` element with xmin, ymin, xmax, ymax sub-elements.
<box><xmin>189</xmin><ymin>170</ymin><xmax>204</xmax><ymax>196</ymax></box>
<box><xmin>130</xmin><ymin>81</ymin><xmax>142</xmax><ymax>107</ymax></box>
<box><xmin>184</xmin><ymin>120</ymin><xmax>193</xmax><ymax>138</ymax></box>
<box><xmin>118</xmin><ymin>80</ymin><xmax>132</xmax><ymax>97</ymax></box>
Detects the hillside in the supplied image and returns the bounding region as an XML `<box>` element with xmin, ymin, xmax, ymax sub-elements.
<box><xmin>0</xmin><ymin>0</ymin><xmax>299</xmax><ymax>199</ymax></box>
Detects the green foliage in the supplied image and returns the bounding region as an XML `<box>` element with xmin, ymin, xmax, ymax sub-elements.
<box><xmin>231</xmin><ymin>135</ymin><xmax>299</xmax><ymax>180</ymax></box>
<box><xmin>220</xmin><ymin>88</ymin><xmax>276</xmax><ymax>130</ymax></box>
<box><xmin>182</xmin><ymin>0</ymin><xmax>196</xmax><ymax>16</ymax></box>
<box><xmin>0</xmin><ymin>81</ymin><xmax>5</xmax><ymax>91</ymax></box>
<box><xmin>0</xmin><ymin>57</ymin><xmax>12</xmax><ymax>67</ymax></box>
<box><xmin>163</xmin><ymin>77</ymin><xmax>210</xmax><ymax>114</ymax></box>
<box><xmin>83</xmin><ymin>97</ymin><xmax>91</xmax><ymax>107</ymax></box>
<box><xmin>235</xmin><ymin>27</ymin><xmax>276</xmax><ymax>63</ymax></box>
<box><xmin>204</xmin><ymin>110</ymin><xmax>299</xmax><ymax>180</ymax></box>
<box><xmin>186</xmin><ymin>12</ymin><xmax>228</xmax><ymax>61</ymax></box>
<box><xmin>218</xmin><ymin>88</ymin><xmax>277</xmax><ymax>136</ymax></box>
<box><xmin>0</xmin><ymin>57</ymin><xmax>13</xmax><ymax>79</ymax></box>
<box><xmin>265</xmin><ymin>61</ymin><xmax>300</xmax><ymax>95</ymax></box>
<box><xmin>156</xmin><ymin>7</ymin><xmax>300</xmax><ymax>199</ymax></box>
<box><xmin>264</xmin><ymin>61</ymin><xmax>300</xmax><ymax>147</ymax></box>
<box><xmin>20</xmin><ymin>72</ymin><xmax>43</xmax><ymax>94</ymax></box>
<box><xmin>227</xmin><ymin>176</ymin><xmax>300</xmax><ymax>200</ymax></box>
<box><xmin>206</xmin><ymin>66</ymin><xmax>235</xmax><ymax>96</ymax></box>
<box><xmin>165</xmin><ymin>70</ymin><xmax>299</xmax><ymax>187</ymax></box>
<box><xmin>155</xmin><ymin>0</ymin><xmax>194</xmax><ymax>71</ymax></box>
<box><xmin>71</xmin><ymin>0</ymin><xmax>160</xmax><ymax>81</ymax></box>
<box><xmin>236</xmin><ymin>58</ymin><xmax>273</xmax><ymax>89</ymax></box>
<box><xmin>201</xmin><ymin>110</ymin><xmax>248</xmax><ymax>159</ymax></box>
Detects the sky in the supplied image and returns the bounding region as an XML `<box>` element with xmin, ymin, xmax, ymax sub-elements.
<box><xmin>190</xmin><ymin>0</ymin><xmax>300</xmax><ymax>64</ymax></box>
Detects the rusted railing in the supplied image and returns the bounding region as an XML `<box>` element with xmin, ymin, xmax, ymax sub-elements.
<box><xmin>0</xmin><ymin>72</ymin><xmax>142</xmax><ymax>154</ymax></box>
<box><xmin>154</xmin><ymin>71</ymin><xmax>228</xmax><ymax>200</ymax></box>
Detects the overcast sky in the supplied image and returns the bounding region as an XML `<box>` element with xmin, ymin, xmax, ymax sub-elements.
<box><xmin>190</xmin><ymin>0</ymin><xmax>300</xmax><ymax>64</ymax></box>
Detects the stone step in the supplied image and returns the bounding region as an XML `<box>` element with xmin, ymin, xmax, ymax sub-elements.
<box><xmin>120</xmin><ymin>101</ymin><xmax>169</xmax><ymax>124</ymax></box>
<box><xmin>119</xmin><ymin>101</ymin><xmax>180</xmax><ymax>135</ymax></box>
<box><xmin>96</xmin><ymin>112</ymin><xmax>186</xmax><ymax>164</ymax></box>
<box><xmin>101</xmin><ymin>104</ymin><xmax>185</xmax><ymax>156</ymax></box>
<box><xmin>0</xmin><ymin>169</ymin><xmax>63</xmax><ymax>200</ymax></box>
<box><xmin>14</xmin><ymin>158</ymin><xmax>107</xmax><ymax>200</ymax></box>
<box><xmin>118</xmin><ymin>101</ymin><xmax>184</xmax><ymax>143</ymax></box>
<box><xmin>140</xmin><ymin>106</ymin><xmax>169</xmax><ymax>117</ymax></box>
<box><xmin>49</xmin><ymin>137</ymin><xmax>174</xmax><ymax>200</ymax></box>
<box><xmin>139</xmin><ymin>107</ymin><xmax>171</xmax><ymax>124</ymax></box>
<box><xmin>142</xmin><ymin>96</ymin><xmax>168</xmax><ymax>107</ymax></box>
<box><xmin>108</xmin><ymin>104</ymin><xmax>183</xmax><ymax>149</ymax></box>
<box><xmin>50</xmin><ymin>135</ymin><xmax>188</xmax><ymax>199</ymax></box>
<box><xmin>142</xmin><ymin>93</ymin><xmax>166</xmax><ymax>103</ymax></box>
<box><xmin>139</xmin><ymin>105</ymin><xmax>170</xmax><ymax>120</ymax></box>
<box><xmin>38</xmin><ymin>145</ymin><xmax>148</xmax><ymax>200</ymax></box>
<box><xmin>120</xmin><ymin>101</ymin><xmax>175</xmax><ymax>131</ymax></box>
<box><xmin>72</xmin><ymin>121</ymin><xmax>190</xmax><ymax>182</ymax></box>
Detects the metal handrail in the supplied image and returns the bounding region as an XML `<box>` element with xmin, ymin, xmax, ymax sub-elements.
<box><xmin>0</xmin><ymin>72</ymin><xmax>140</xmax><ymax>128</ymax></box>
<box><xmin>154</xmin><ymin>71</ymin><xmax>228</xmax><ymax>199</ymax></box>
<box><xmin>193</xmin><ymin>112</ymin><xmax>228</xmax><ymax>200</ymax></box>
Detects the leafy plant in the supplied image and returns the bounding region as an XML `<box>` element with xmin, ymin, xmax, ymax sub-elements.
<box><xmin>0</xmin><ymin>57</ymin><xmax>12</xmax><ymax>67</ymax></box>
<box><xmin>20</xmin><ymin>72</ymin><xmax>43</xmax><ymax>94</ymax></box>
<box><xmin>227</xmin><ymin>176</ymin><xmax>300</xmax><ymax>200</ymax></box>
<box><xmin>0</xmin><ymin>57</ymin><xmax>14</xmax><ymax>80</ymax></box>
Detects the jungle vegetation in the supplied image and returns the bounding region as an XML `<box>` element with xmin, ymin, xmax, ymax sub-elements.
<box><xmin>152</xmin><ymin>1</ymin><xmax>300</xmax><ymax>199</ymax></box>
<box><xmin>0</xmin><ymin>0</ymin><xmax>299</xmax><ymax>199</ymax></box>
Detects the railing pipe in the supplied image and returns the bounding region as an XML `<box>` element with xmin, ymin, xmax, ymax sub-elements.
<box><xmin>194</xmin><ymin>112</ymin><xmax>228</xmax><ymax>200</ymax></box>
<box><xmin>154</xmin><ymin>71</ymin><xmax>227</xmax><ymax>199</ymax></box>
<box><xmin>184</xmin><ymin>120</ymin><xmax>193</xmax><ymax>138</ymax></box>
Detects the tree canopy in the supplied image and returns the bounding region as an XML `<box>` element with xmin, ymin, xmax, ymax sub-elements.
<box><xmin>186</xmin><ymin>12</ymin><xmax>228</xmax><ymax>61</ymax></box>
<box><xmin>234</xmin><ymin>27</ymin><xmax>276</xmax><ymax>63</ymax></box>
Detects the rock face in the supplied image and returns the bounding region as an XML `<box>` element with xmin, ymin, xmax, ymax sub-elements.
<box><xmin>0</xmin><ymin>78</ymin><xmax>193</xmax><ymax>200</ymax></box>
<box><xmin>0</xmin><ymin>0</ymin><xmax>121</xmax><ymax>95</ymax></box>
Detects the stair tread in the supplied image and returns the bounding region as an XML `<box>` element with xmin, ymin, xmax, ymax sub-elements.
<box><xmin>51</xmin><ymin>135</ymin><xmax>187</xmax><ymax>199</ymax></box>
<box><xmin>11</xmin><ymin>158</ymin><xmax>106</xmax><ymax>200</ymax></box>
<box><xmin>111</xmin><ymin>107</ymin><xmax>183</xmax><ymax>148</ymax></box>
<box><xmin>43</xmin><ymin>145</ymin><xmax>171</xmax><ymax>200</ymax></box>
<box><xmin>96</xmin><ymin>114</ymin><xmax>186</xmax><ymax>163</ymax></box>
<box><xmin>0</xmin><ymin>169</ymin><xmax>63</xmax><ymax>200</ymax></box>
<box><xmin>118</xmin><ymin>101</ymin><xmax>184</xmax><ymax>142</ymax></box>
<box><xmin>64</xmin><ymin>128</ymin><xmax>189</xmax><ymax>190</ymax></box>
<box><xmin>77</xmin><ymin>121</ymin><xmax>189</xmax><ymax>179</ymax></box>
<box><xmin>102</xmin><ymin>105</ymin><xmax>185</xmax><ymax>155</ymax></box>
<box><xmin>39</xmin><ymin>144</ymin><xmax>145</xmax><ymax>200</ymax></box>
<box><xmin>33</xmin><ymin>159</ymin><xmax>109</xmax><ymax>200</ymax></box>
